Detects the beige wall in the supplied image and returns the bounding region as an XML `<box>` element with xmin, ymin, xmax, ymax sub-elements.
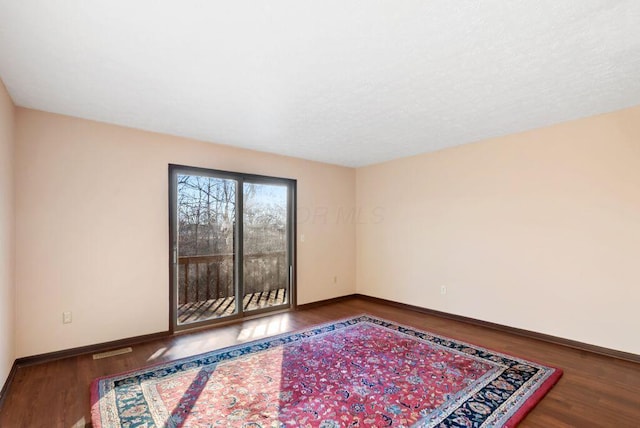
<box><xmin>357</xmin><ymin>106</ymin><xmax>640</xmax><ymax>355</ymax></box>
<box><xmin>0</xmin><ymin>80</ymin><xmax>16</xmax><ymax>386</ymax></box>
<box><xmin>15</xmin><ymin>109</ymin><xmax>356</xmax><ymax>357</ymax></box>
<box><xmin>12</xmin><ymin>103</ymin><xmax>640</xmax><ymax>358</ymax></box>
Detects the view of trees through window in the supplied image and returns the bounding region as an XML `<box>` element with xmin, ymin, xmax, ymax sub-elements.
<box><xmin>178</xmin><ymin>175</ymin><xmax>237</xmax><ymax>257</ymax></box>
<box><xmin>176</xmin><ymin>174</ymin><xmax>289</xmax><ymax>322</ymax></box>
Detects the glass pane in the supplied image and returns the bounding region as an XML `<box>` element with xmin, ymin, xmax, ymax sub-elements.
<box><xmin>176</xmin><ymin>174</ymin><xmax>237</xmax><ymax>324</ymax></box>
<box><xmin>243</xmin><ymin>182</ymin><xmax>288</xmax><ymax>312</ymax></box>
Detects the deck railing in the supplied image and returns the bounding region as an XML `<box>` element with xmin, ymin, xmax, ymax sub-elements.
<box><xmin>177</xmin><ymin>251</ymin><xmax>287</xmax><ymax>305</ymax></box>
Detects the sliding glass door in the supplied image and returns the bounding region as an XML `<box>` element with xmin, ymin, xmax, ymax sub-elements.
<box><xmin>243</xmin><ymin>181</ymin><xmax>290</xmax><ymax>312</ymax></box>
<box><xmin>169</xmin><ymin>165</ymin><xmax>295</xmax><ymax>330</ymax></box>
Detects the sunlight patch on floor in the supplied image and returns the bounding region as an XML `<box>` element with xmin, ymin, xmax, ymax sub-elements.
<box><xmin>237</xmin><ymin>316</ymin><xmax>290</xmax><ymax>341</ymax></box>
<box><xmin>71</xmin><ymin>416</ymin><xmax>86</xmax><ymax>428</ymax></box>
<box><xmin>147</xmin><ymin>347</ymin><xmax>167</xmax><ymax>362</ymax></box>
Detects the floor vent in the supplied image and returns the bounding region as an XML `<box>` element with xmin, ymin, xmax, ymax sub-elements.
<box><xmin>92</xmin><ymin>347</ymin><xmax>133</xmax><ymax>360</ymax></box>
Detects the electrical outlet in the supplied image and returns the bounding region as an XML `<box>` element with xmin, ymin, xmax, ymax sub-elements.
<box><xmin>62</xmin><ymin>311</ymin><xmax>72</xmax><ymax>324</ymax></box>
<box><xmin>440</xmin><ymin>285</ymin><xmax>447</xmax><ymax>295</ymax></box>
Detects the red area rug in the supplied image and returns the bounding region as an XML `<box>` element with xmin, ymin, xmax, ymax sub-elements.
<box><xmin>91</xmin><ymin>315</ymin><xmax>562</xmax><ymax>427</ymax></box>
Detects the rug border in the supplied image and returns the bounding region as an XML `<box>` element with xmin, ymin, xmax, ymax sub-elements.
<box><xmin>90</xmin><ymin>313</ymin><xmax>563</xmax><ymax>428</ymax></box>
<box><xmin>502</xmin><ymin>367</ymin><xmax>563</xmax><ymax>427</ymax></box>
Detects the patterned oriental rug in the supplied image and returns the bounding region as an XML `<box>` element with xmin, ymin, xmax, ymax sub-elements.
<box><xmin>91</xmin><ymin>315</ymin><xmax>562</xmax><ymax>427</ymax></box>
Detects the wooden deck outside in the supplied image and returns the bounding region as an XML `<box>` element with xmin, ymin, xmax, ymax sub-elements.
<box><xmin>178</xmin><ymin>287</ymin><xmax>287</xmax><ymax>324</ymax></box>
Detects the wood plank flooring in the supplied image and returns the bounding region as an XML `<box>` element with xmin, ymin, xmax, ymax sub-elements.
<box><xmin>1</xmin><ymin>297</ymin><xmax>639</xmax><ymax>427</ymax></box>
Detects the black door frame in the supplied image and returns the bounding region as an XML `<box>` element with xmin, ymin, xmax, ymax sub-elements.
<box><xmin>168</xmin><ymin>164</ymin><xmax>297</xmax><ymax>333</ymax></box>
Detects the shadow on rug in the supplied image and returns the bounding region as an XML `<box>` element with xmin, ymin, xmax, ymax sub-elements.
<box><xmin>92</xmin><ymin>315</ymin><xmax>562</xmax><ymax>427</ymax></box>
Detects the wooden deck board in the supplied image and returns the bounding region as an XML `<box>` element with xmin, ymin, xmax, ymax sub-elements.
<box><xmin>177</xmin><ymin>289</ymin><xmax>288</xmax><ymax>324</ymax></box>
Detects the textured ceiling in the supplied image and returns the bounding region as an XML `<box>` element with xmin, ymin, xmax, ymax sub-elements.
<box><xmin>1</xmin><ymin>1</ymin><xmax>639</xmax><ymax>167</ymax></box>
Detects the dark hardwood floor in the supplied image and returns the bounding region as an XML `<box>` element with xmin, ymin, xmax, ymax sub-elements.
<box><xmin>1</xmin><ymin>297</ymin><xmax>638</xmax><ymax>427</ymax></box>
